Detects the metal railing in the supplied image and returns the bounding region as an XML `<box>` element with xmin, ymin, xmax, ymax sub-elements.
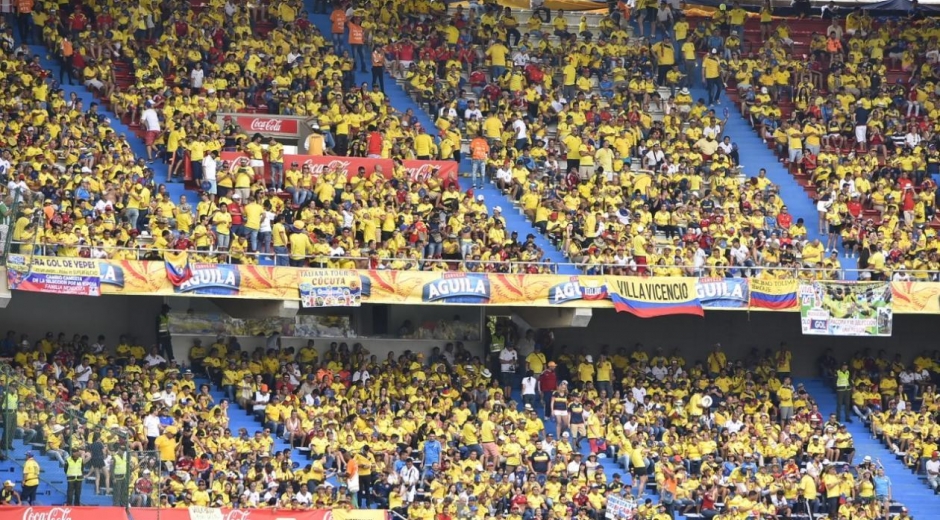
<box><xmin>7</xmin><ymin>241</ymin><xmax>924</xmax><ymax>280</ymax></box>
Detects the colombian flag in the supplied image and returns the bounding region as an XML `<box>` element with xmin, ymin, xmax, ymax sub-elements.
<box><xmin>749</xmin><ymin>279</ymin><xmax>798</xmax><ymax>310</ymax></box>
<box><xmin>607</xmin><ymin>277</ymin><xmax>704</xmax><ymax>318</ymax></box>
<box><xmin>164</xmin><ymin>250</ymin><xmax>193</xmax><ymax>286</ymax></box>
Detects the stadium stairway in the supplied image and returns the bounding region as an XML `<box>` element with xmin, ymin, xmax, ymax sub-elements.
<box><xmin>685</xmin><ymin>80</ymin><xmax>860</xmax><ymax>278</ymax></box>
<box><xmin>303</xmin><ymin>8</ymin><xmax>574</xmax><ymax>273</ymax></box>
<box><xmin>0</xmin><ymin>435</ymin><xmax>111</xmax><ymax>506</ymax></box>
<box><xmin>21</xmin><ymin>44</ymin><xmax>191</xmax><ymax>208</ymax></box>
<box><xmin>796</xmin><ymin>378</ymin><xmax>928</xmax><ymax>519</ymax></box>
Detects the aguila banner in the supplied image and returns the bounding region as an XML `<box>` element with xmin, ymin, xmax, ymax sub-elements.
<box><xmin>1</xmin><ymin>507</ymin><xmax>388</xmax><ymax>520</ymax></box>
<box><xmin>220</xmin><ymin>152</ymin><xmax>459</xmax><ymax>185</ymax></box>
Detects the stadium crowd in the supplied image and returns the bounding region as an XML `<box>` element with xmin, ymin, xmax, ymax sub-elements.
<box><xmin>3</xmin><ymin>0</ymin><xmax>940</xmax><ymax>280</ymax></box>
<box><xmin>817</xmin><ymin>349</ymin><xmax>940</xmax><ymax>496</ymax></box>
<box><xmin>0</xmin><ymin>325</ymin><xmax>922</xmax><ymax>520</ymax></box>
<box><xmin>0</xmin><ymin>0</ymin><xmax>550</xmax><ymax>273</ymax></box>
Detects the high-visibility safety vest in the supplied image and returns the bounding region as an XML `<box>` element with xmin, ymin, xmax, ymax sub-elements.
<box><xmin>836</xmin><ymin>370</ymin><xmax>851</xmax><ymax>389</ymax></box>
<box><xmin>158</xmin><ymin>314</ymin><xmax>170</xmax><ymax>334</ymax></box>
<box><xmin>66</xmin><ymin>458</ymin><xmax>83</xmax><ymax>479</ymax></box>
<box><xmin>113</xmin><ymin>453</ymin><xmax>127</xmax><ymax>476</ymax></box>
<box><xmin>2</xmin><ymin>392</ymin><xmax>16</xmax><ymax>411</ymax></box>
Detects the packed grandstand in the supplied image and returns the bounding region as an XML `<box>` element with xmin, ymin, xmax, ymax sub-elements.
<box><xmin>0</xmin><ymin>0</ymin><xmax>936</xmax><ymax>280</ymax></box>
<box><xmin>2</xmin><ymin>327</ymin><xmax>937</xmax><ymax>520</ymax></box>
<box><xmin>0</xmin><ymin>0</ymin><xmax>939</xmax><ymax>518</ymax></box>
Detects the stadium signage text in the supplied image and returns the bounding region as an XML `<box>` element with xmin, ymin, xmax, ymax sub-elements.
<box><xmin>235</xmin><ymin>116</ymin><xmax>300</xmax><ymax>136</ymax></box>
<box><xmin>617</xmin><ymin>280</ymin><xmax>690</xmax><ymax>301</ymax></box>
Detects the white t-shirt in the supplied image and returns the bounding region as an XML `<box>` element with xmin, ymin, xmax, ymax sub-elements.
<box><xmin>499</xmin><ymin>348</ymin><xmax>518</xmax><ymax>373</ymax></box>
<box><xmin>259</xmin><ymin>211</ymin><xmax>274</xmax><ymax>233</ymax></box>
<box><xmin>522</xmin><ymin>376</ymin><xmax>538</xmax><ymax>395</ymax></box>
<box><xmin>141</xmin><ymin>108</ymin><xmax>161</xmax><ymax>132</ymax></box>
<box><xmin>191</xmin><ymin>67</ymin><xmax>205</xmax><ymax>89</ymax></box>
<box><xmin>202</xmin><ymin>156</ymin><xmax>218</xmax><ymax>181</ymax></box>
<box><xmin>926</xmin><ymin>459</ymin><xmax>940</xmax><ymax>476</ymax></box>
<box><xmin>512</xmin><ymin>119</ymin><xmax>528</xmax><ymax>140</ymax></box>
<box><xmin>143</xmin><ymin>415</ymin><xmax>161</xmax><ymax>437</ymax></box>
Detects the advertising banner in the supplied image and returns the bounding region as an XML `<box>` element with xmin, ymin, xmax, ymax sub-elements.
<box><xmin>606</xmin><ymin>276</ymin><xmax>704</xmax><ymax>318</ymax></box>
<box><xmin>749</xmin><ymin>279</ymin><xmax>799</xmax><ymax>310</ymax></box>
<box><xmin>799</xmin><ymin>281</ymin><xmax>893</xmax><ymax>336</ymax></box>
<box><xmin>10</xmin><ymin>256</ymin><xmax>940</xmax><ymax>316</ymax></box>
<box><xmin>5</xmin><ymin>255</ymin><xmax>100</xmax><ymax>296</ymax></box>
<box><xmin>891</xmin><ymin>281</ymin><xmax>940</xmax><ymax>314</ymax></box>
<box><xmin>695</xmin><ymin>277</ymin><xmax>749</xmax><ymax>308</ymax></box>
<box><xmin>0</xmin><ymin>507</ymin><xmax>391</xmax><ymax>520</ymax></box>
<box><xmin>220</xmin><ymin>152</ymin><xmax>459</xmax><ymax>184</ymax></box>
<box><xmin>299</xmin><ymin>269</ymin><xmax>362</xmax><ymax>307</ymax></box>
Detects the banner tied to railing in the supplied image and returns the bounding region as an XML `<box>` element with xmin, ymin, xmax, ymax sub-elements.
<box><xmin>5</xmin><ymin>255</ymin><xmax>934</xmax><ymax>317</ymax></box>
<box><xmin>798</xmin><ymin>281</ymin><xmax>893</xmax><ymax>336</ymax></box>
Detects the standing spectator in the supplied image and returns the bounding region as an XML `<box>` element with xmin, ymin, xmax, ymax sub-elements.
<box><xmin>538</xmin><ymin>362</ymin><xmax>558</xmax><ymax>415</ymax></box>
<box><xmin>371</xmin><ymin>48</ymin><xmax>386</xmax><ymax>92</ymax></box>
<box><xmin>702</xmin><ymin>49</ymin><xmax>722</xmax><ymax>105</ymax></box>
<box><xmin>140</xmin><ymin>101</ymin><xmax>161</xmax><ymax>163</ymax></box>
<box><xmin>20</xmin><ymin>452</ymin><xmax>38</xmax><ymax>505</ymax></box>
<box><xmin>499</xmin><ymin>343</ymin><xmax>518</xmax><ymax>391</ymax></box>
<box><xmin>156</xmin><ymin>304</ymin><xmax>172</xmax><ymax>362</ymax></box>
<box><xmin>15</xmin><ymin>0</ymin><xmax>31</xmax><ymax>44</ymax></box>
<box><xmin>469</xmin><ymin>132</ymin><xmax>489</xmax><ymax>189</ymax></box>
<box><xmin>521</xmin><ymin>370</ymin><xmax>538</xmax><ymax>408</ymax></box>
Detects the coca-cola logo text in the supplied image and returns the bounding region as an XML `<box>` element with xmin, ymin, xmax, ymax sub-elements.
<box><xmin>222</xmin><ymin>510</ymin><xmax>253</xmax><ymax>520</ymax></box>
<box><xmin>234</xmin><ymin>117</ymin><xmax>299</xmax><ymax>136</ymax></box>
<box><xmin>22</xmin><ymin>507</ymin><xmax>73</xmax><ymax>520</ymax></box>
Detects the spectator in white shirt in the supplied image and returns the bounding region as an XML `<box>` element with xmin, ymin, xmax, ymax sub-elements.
<box><xmin>926</xmin><ymin>452</ymin><xmax>940</xmax><ymax>490</ymax></box>
<box><xmin>144</xmin><ymin>346</ymin><xmax>167</xmax><ymax>367</ymax></box>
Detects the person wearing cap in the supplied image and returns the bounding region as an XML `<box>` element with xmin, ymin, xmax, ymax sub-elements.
<box><xmin>702</xmin><ymin>47</ymin><xmax>723</xmax><ymax>105</ymax></box>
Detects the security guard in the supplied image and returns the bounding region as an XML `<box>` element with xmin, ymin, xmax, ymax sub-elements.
<box><xmin>156</xmin><ymin>303</ymin><xmax>173</xmax><ymax>361</ymax></box>
<box><xmin>835</xmin><ymin>362</ymin><xmax>852</xmax><ymax>423</ymax></box>
<box><xmin>65</xmin><ymin>449</ymin><xmax>88</xmax><ymax>506</ymax></box>
<box><xmin>112</xmin><ymin>448</ymin><xmax>128</xmax><ymax>507</ymax></box>
<box><xmin>2</xmin><ymin>387</ymin><xmax>16</xmax><ymax>450</ymax></box>
<box><xmin>21</xmin><ymin>451</ymin><xmax>39</xmax><ymax>505</ymax></box>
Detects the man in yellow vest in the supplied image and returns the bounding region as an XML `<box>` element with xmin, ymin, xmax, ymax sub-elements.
<box><xmin>112</xmin><ymin>448</ymin><xmax>128</xmax><ymax>507</ymax></box>
<box><xmin>21</xmin><ymin>451</ymin><xmax>39</xmax><ymax>505</ymax></box>
<box><xmin>65</xmin><ymin>448</ymin><xmax>89</xmax><ymax>506</ymax></box>
<box><xmin>156</xmin><ymin>303</ymin><xmax>173</xmax><ymax>361</ymax></box>
<box><xmin>835</xmin><ymin>362</ymin><xmax>853</xmax><ymax>423</ymax></box>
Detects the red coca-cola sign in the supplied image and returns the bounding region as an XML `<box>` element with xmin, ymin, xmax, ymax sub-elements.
<box><xmin>21</xmin><ymin>507</ymin><xmax>75</xmax><ymax>520</ymax></box>
<box><xmin>234</xmin><ymin>116</ymin><xmax>300</xmax><ymax>137</ymax></box>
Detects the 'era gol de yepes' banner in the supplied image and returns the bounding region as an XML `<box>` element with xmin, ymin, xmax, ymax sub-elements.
<box><xmin>606</xmin><ymin>276</ymin><xmax>705</xmax><ymax>318</ymax></box>
<box><xmin>5</xmin><ymin>254</ymin><xmax>101</xmax><ymax>296</ymax></box>
<box><xmin>299</xmin><ymin>269</ymin><xmax>362</xmax><ymax>307</ymax></box>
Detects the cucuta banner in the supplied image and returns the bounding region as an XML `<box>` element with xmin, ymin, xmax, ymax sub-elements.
<box><xmin>298</xmin><ymin>269</ymin><xmax>362</xmax><ymax>307</ymax></box>
<box><xmin>606</xmin><ymin>276</ymin><xmax>705</xmax><ymax>318</ymax></box>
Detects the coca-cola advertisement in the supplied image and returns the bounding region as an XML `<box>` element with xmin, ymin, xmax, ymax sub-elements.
<box><xmin>14</xmin><ymin>506</ymin><xmax>121</xmax><ymax>520</ymax></box>
<box><xmin>234</xmin><ymin>116</ymin><xmax>300</xmax><ymax>137</ymax></box>
<box><xmin>220</xmin><ymin>152</ymin><xmax>459</xmax><ymax>185</ymax></box>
